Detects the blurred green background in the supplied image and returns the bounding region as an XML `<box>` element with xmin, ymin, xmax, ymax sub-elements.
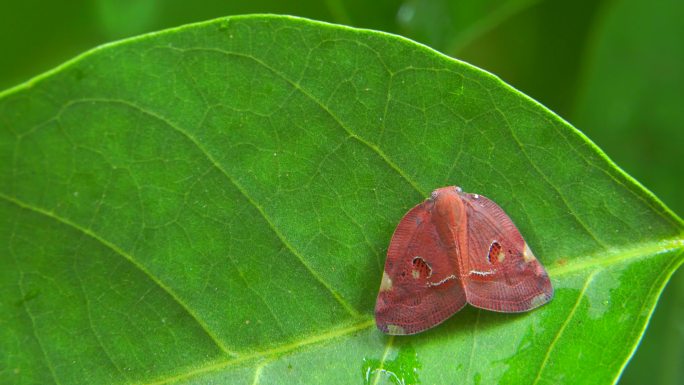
<box><xmin>1</xmin><ymin>0</ymin><xmax>681</xmax><ymax>383</ymax></box>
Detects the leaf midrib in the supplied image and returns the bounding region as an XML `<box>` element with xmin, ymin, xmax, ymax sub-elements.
<box><xmin>143</xmin><ymin>239</ymin><xmax>682</xmax><ymax>385</ymax></box>
<box><xmin>2</xmin><ymin>191</ymin><xmax>681</xmax><ymax>385</ymax></box>
<box><xmin>48</xmin><ymin>96</ymin><xmax>360</xmax><ymax>319</ymax></box>
<box><xmin>531</xmin><ymin>270</ymin><xmax>599</xmax><ymax>385</ymax></box>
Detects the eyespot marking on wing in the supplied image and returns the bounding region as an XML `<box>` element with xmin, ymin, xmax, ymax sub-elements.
<box><xmin>411</xmin><ymin>256</ymin><xmax>432</xmax><ymax>279</ymax></box>
<box><xmin>487</xmin><ymin>241</ymin><xmax>505</xmax><ymax>263</ymax></box>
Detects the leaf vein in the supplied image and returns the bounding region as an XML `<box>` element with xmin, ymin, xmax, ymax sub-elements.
<box><xmin>464</xmin><ymin>308</ymin><xmax>482</xmax><ymax>382</ymax></box>
<box><xmin>608</xmin><ymin>251</ymin><xmax>684</xmax><ymax>384</ymax></box>
<box><xmin>57</xmin><ymin>97</ymin><xmax>361</xmax><ymax>318</ymax></box>
<box><xmin>531</xmin><ymin>269</ymin><xmax>599</xmax><ymax>385</ymax></box>
<box><xmin>143</xmin><ymin>318</ymin><xmax>375</xmax><ymax>385</ymax></box>
<box><xmin>494</xmin><ymin>107</ymin><xmax>608</xmax><ymax>249</ymax></box>
<box><xmin>371</xmin><ymin>335</ymin><xmax>395</xmax><ymax>385</ymax></box>
<box><xmin>8</xmin><ymin>219</ymin><xmax>61</xmax><ymax>385</ymax></box>
<box><xmin>0</xmin><ymin>192</ymin><xmax>237</xmax><ymax>357</ymax></box>
<box><xmin>75</xmin><ymin>265</ymin><xmax>130</xmax><ymax>381</ymax></box>
<box><xmin>140</xmin><ymin>237</ymin><xmax>682</xmax><ymax>385</ymax></box>
<box><xmin>172</xmin><ymin>46</ymin><xmax>427</xmax><ymax>197</ymax></box>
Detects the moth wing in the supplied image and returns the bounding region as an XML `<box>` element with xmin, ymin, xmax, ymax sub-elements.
<box><xmin>462</xmin><ymin>195</ymin><xmax>553</xmax><ymax>312</ymax></box>
<box><xmin>375</xmin><ymin>200</ymin><xmax>467</xmax><ymax>335</ymax></box>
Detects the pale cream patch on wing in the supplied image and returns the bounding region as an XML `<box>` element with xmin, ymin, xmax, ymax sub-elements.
<box><xmin>523</xmin><ymin>243</ymin><xmax>536</xmax><ymax>262</ymax></box>
<box><xmin>530</xmin><ymin>293</ymin><xmax>550</xmax><ymax>308</ymax></box>
<box><xmin>380</xmin><ymin>270</ymin><xmax>393</xmax><ymax>292</ymax></box>
<box><xmin>386</xmin><ymin>324</ymin><xmax>406</xmax><ymax>335</ymax></box>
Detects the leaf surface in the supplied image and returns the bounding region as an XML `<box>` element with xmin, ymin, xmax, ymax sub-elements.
<box><xmin>0</xmin><ymin>15</ymin><xmax>682</xmax><ymax>385</ymax></box>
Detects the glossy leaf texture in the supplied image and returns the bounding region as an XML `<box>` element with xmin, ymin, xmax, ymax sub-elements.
<box><xmin>0</xmin><ymin>15</ymin><xmax>682</xmax><ymax>385</ymax></box>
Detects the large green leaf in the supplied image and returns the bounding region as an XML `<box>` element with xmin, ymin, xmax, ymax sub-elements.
<box><xmin>0</xmin><ymin>15</ymin><xmax>681</xmax><ymax>385</ymax></box>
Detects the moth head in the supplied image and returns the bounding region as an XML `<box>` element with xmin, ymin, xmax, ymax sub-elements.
<box><xmin>430</xmin><ymin>185</ymin><xmax>462</xmax><ymax>200</ymax></box>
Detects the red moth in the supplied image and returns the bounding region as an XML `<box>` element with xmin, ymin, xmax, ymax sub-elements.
<box><xmin>375</xmin><ymin>186</ymin><xmax>553</xmax><ymax>335</ymax></box>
